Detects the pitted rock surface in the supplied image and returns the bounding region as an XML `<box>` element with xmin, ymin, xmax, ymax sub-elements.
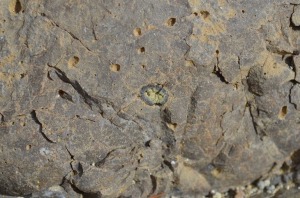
<box><xmin>1</xmin><ymin>0</ymin><xmax>300</xmax><ymax>197</ymax></box>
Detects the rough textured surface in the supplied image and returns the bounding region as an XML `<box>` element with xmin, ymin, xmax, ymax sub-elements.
<box><xmin>1</xmin><ymin>0</ymin><xmax>300</xmax><ymax>197</ymax></box>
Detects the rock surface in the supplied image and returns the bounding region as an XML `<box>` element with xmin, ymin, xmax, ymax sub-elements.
<box><xmin>0</xmin><ymin>0</ymin><xmax>300</xmax><ymax>197</ymax></box>
<box><xmin>292</xmin><ymin>5</ymin><xmax>300</xmax><ymax>27</ymax></box>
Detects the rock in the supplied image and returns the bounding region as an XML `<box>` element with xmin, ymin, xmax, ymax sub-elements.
<box><xmin>271</xmin><ymin>175</ymin><xmax>283</xmax><ymax>186</ymax></box>
<box><xmin>212</xmin><ymin>192</ymin><xmax>222</xmax><ymax>198</ymax></box>
<box><xmin>257</xmin><ymin>181</ymin><xmax>265</xmax><ymax>190</ymax></box>
<box><xmin>293</xmin><ymin>170</ymin><xmax>300</xmax><ymax>184</ymax></box>
<box><xmin>266</xmin><ymin>185</ymin><xmax>276</xmax><ymax>194</ymax></box>
<box><xmin>282</xmin><ymin>173</ymin><xmax>293</xmax><ymax>183</ymax></box>
<box><xmin>177</xmin><ymin>163</ymin><xmax>211</xmax><ymax>193</ymax></box>
<box><xmin>292</xmin><ymin>6</ymin><xmax>300</xmax><ymax>26</ymax></box>
<box><xmin>290</xmin><ymin>84</ymin><xmax>300</xmax><ymax>110</ymax></box>
<box><xmin>234</xmin><ymin>188</ymin><xmax>245</xmax><ymax>198</ymax></box>
<box><xmin>0</xmin><ymin>0</ymin><xmax>300</xmax><ymax>197</ymax></box>
<box><xmin>293</xmin><ymin>55</ymin><xmax>300</xmax><ymax>83</ymax></box>
<box><xmin>275</xmin><ymin>187</ymin><xmax>300</xmax><ymax>198</ymax></box>
<box><xmin>30</xmin><ymin>186</ymin><xmax>69</xmax><ymax>198</ymax></box>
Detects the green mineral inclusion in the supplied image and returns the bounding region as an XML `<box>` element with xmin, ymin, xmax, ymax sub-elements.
<box><xmin>145</xmin><ymin>88</ymin><xmax>164</xmax><ymax>103</ymax></box>
<box><xmin>140</xmin><ymin>85</ymin><xmax>168</xmax><ymax>106</ymax></box>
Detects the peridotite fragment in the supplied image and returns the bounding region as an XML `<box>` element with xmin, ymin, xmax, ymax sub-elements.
<box><xmin>140</xmin><ymin>85</ymin><xmax>168</xmax><ymax>106</ymax></box>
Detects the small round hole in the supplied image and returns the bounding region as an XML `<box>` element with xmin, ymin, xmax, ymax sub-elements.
<box><xmin>242</xmin><ymin>10</ymin><xmax>245</xmax><ymax>13</ymax></box>
<box><xmin>58</xmin><ymin>90</ymin><xmax>65</xmax><ymax>96</ymax></box>
<box><xmin>110</xmin><ymin>64</ymin><xmax>120</xmax><ymax>72</ymax></box>
<box><xmin>133</xmin><ymin>28</ymin><xmax>142</xmax><ymax>36</ymax></box>
<box><xmin>68</xmin><ymin>56</ymin><xmax>79</xmax><ymax>67</ymax></box>
<box><xmin>14</xmin><ymin>0</ymin><xmax>22</xmax><ymax>13</ymax></box>
<box><xmin>9</xmin><ymin>0</ymin><xmax>22</xmax><ymax>14</ymax></box>
<box><xmin>138</xmin><ymin>47</ymin><xmax>145</xmax><ymax>54</ymax></box>
<box><xmin>278</xmin><ymin>106</ymin><xmax>287</xmax><ymax>120</ymax></box>
<box><xmin>167</xmin><ymin>18</ymin><xmax>176</xmax><ymax>26</ymax></box>
<box><xmin>200</xmin><ymin>11</ymin><xmax>210</xmax><ymax>19</ymax></box>
<box><xmin>26</xmin><ymin>145</ymin><xmax>32</xmax><ymax>150</ymax></box>
<box><xmin>72</xmin><ymin>170</ymin><xmax>78</xmax><ymax>175</ymax></box>
<box><xmin>145</xmin><ymin>140</ymin><xmax>151</xmax><ymax>147</ymax></box>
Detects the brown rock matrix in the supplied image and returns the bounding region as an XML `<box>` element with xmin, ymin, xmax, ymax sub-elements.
<box><xmin>0</xmin><ymin>0</ymin><xmax>300</xmax><ymax>197</ymax></box>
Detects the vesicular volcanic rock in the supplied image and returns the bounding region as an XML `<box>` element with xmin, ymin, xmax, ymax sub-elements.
<box><xmin>1</xmin><ymin>0</ymin><xmax>300</xmax><ymax>197</ymax></box>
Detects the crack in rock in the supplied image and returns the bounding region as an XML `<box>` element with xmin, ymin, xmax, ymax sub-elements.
<box><xmin>30</xmin><ymin>110</ymin><xmax>55</xmax><ymax>143</ymax></box>
<box><xmin>47</xmin><ymin>64</ymin><xmax>140</xmax><ymax>134</ymax></box>
<box><xmin>247</xmin><ymin>103</ymin><xmax>267</xmax><ymax>141</ymax></box>
<box><xmin>47</xmin><ymin>64</ymin><xmax>105</xmax><ymax>114</ymax></box>
<box><xmin>41</xmin><ymin>13</ymin><xmax>92</xmax><ymax>52</ymax></box>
